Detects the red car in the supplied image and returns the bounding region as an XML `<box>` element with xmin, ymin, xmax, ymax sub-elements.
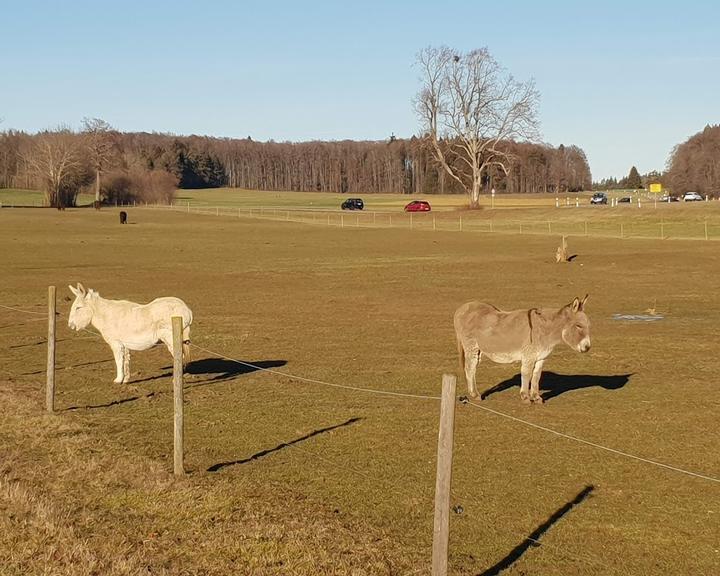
<box><xmin>404</xmin><ymin>200</ymin><xmax>431</xmax><ymax>212</ymax></box>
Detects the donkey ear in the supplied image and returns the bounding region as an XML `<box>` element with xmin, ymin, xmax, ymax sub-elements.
<box><xmin>571</xmin><ymin>297</ymin><xmax>581</xmax><ymax>313</ymax></box>
<box><xmin>77</xmin><ymin>282</ymin><xmax>86</xmax><ymax>295</ymax></box>
<box><xmin>69</xmin><ymin>285</ymin><xmax>79</xmax><ymax>296</ymax></box>
<box><xmin>580</xmin><ymin>294</ymin><xmax>589</xmax><ymax>310</ymax></box>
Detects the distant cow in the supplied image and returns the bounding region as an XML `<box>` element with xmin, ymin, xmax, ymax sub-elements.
<box><xmin>454</xmin><ymin>295</ymin><xmax>591</xmax><ymax>404</ymax></box>
<box><xmin>119</xmin><ymin>211</ymin><xmax>127</xmax><ymax>224</ymax></box>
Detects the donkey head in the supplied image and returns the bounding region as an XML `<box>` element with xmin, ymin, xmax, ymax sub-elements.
<box><xmin>561</xmin><ymin>294</ymin><xmax>591</xmax><ymax>353</ymax></box>
<box><xmin>68</xmin><ymin>283</ymin><xmax>96</xmax><ymax>331</ymax></box>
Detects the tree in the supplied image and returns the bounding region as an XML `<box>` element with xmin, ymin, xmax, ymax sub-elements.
<box><xmin>82</xmin><ymin>117</ymin><xmax>115</xmax><ymax>204</ymax></box>
<box><xmin>666</xmin><ymin>125</ymin><xmax>720</xmax><ymax>196</ymax></box>
<box><xmin>415</xmin><ymin>46</ymin><xmax>540</xmax><ymax>208</ymax></box>
<box><xmin>23</xmin><ymin>129</ymin><xmax>87</xmax><ymax>208</ymax></box>
<box><xmin>624</xmin><ymin>166</ymin><xmax>643</xmax><ymax>189</ymax></box>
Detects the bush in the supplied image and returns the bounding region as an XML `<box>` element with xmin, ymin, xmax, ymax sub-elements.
<box><xmin>101</xmin><ymin>169</ymin><xmax>177</xmax><ymax>205</ymax></box>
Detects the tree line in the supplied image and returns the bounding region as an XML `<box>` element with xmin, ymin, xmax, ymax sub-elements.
<box><xmin>0</xmin><ymin>125</ymin><xmax>591</xmax><ymax>207</ymax></box>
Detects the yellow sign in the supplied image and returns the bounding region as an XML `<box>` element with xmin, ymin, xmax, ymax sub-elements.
<box><xmin>649</xmin><ymin>183</ymin><xmax>662</xmax><ymax>193</ymax></box>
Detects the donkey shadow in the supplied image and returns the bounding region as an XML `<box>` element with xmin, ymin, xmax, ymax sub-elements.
<box><xmin>131</xmin><ymin>357</ymin><xmax>287</xmax><ymax>386</ymax></box>
<box><xmin>480</xmin><ymin>371</ymin><xmax>632</xmax><ymax>402</ymax></box>
<box><xmin>184</xmin><ymin>357</ymin><xmax>288</xmax><ymax>386</ymax></box>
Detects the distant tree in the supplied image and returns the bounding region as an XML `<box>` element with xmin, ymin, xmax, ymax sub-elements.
<box><xmin>23</xmin><ymin>129</ymin><xmax>88</xmax><ymax>207</ymax></box>
<box><xmin>623</xmin><ymin>166</ymin><xmax>643</xmax><ymax>189</ymax></box>
<box><xmin>666</xmin><ymin>125</ymin><xmax>720</xmax><ymax>196</ymax></box>
<box><xmin>415</xmin><ymin>45</ymin><xmax>540</xmax><ymax>207</ymax></box>
<box><xmin>82</xmin><ymin>117</ymin><xmax>116</xmax><ymax>204</ymax></box>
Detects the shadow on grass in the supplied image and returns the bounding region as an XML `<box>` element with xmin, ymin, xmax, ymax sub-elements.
<box><xmin>117</xmin><ymin>357</ymin><xmax>287</xmax><ymax>387</ymax></box>
<box><xmin>21</xmin><ymin>358</ymin><xmax>113</xmax><ymax>376</ymax></box>
<box><xmin>207</xmin><ymin>417</ymin><xmax>363</xmax><ymax>472</ymax></box>
<box><xmin>480</xmin><ymin>371</ymin><xmax>632</xmax><ymax>402</ymax></box>
<box><xmin>63</xmin><ymin>392</ymin><xmax>156</xmax><ymax>411</ymax></box>
<box><xmin>183</xmin><ymin>357</ymin><xmax>288</xmax><ymax>386</ymax></box>
<box><xmin>477</xmin><ymin>484</ymin><xmax>595</xmax><ymax>576</ymax></box>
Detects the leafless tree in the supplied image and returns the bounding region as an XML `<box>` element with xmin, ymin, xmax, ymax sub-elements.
<box><xmin>82</xmin><ymin>117</ymin><xmax>115</xmax><ymax>204</ymax></box>
<box><xmin>23</xmin><ymin>129</ymin><xmax>85</xmax><ymax>207</ymax></box>
<box><xmin>415</xmin><ymin>46</ymin><xmax>540</xmax><ymax>207</ymax></box>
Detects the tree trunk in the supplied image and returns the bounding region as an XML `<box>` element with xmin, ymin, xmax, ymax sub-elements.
<box><xmin>95</xmin><ymin>168</ymin><xmax>101</xmax><ymax>203</ymax></box>
<box><xmin>470</xmin><ymin>179</ymin><xmax>481</xmax><ymax>208</ymax></box>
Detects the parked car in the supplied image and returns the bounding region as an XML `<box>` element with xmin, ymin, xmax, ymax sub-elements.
<box><xmin>660</xmin><ymin>194</ymin><xmax>679</xmax><ymax>202</ymax></box>
<box><xmin>341</xmin><ymin>198</ymin><xmax>364</xmax><ymax>210</ymax></box>
<box><xmin>617</xmin><ymin>196</ymin><xmax>632</xmax><ymax>204</ymax></box>
<box><xmin>404</xmin><ymin>200</ymin><xmax>431</xmax><ymax>212</ymax></box>
<box><xmin>683</xmin><ymin>191</ymin><xmax>703</xmax><ymax>202</ymax></box>
<box><xmin>590</xmin><ymin>192</ymin><xmax>608</xmax><ymax>205</ymax></box>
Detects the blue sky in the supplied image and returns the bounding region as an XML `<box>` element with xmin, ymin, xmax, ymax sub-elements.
<box><xmin>1</xmin><ymin>0</ymin><xmax>718</xmax><ymax>180</ymax></box>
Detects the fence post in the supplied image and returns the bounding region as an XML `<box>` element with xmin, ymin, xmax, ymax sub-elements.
<box><xmin>660</xmin><ymin>220</ymin><xmax>664</xmax><ymax>239</ymax></box>
<box><xmin>373</xmin><ymin>212</ymin><xmax>376</xmax><ymax>226</ymax></box>
<box><xmin>216</xmin><ymin>207</ymin><xmax>219</xmax><ymax>216</ymax></box>
<box><xmin>519</xmin><ymin>222</ymin><xmax>523</xmax><ymax>234</ymax></box>
<box><xmin>547</xmin><ymin>221</ymin><xmax>551</xmax><ymax>234</ymax></box>
<box><xmin>459</xmin><ymin>215</ymin><xmax>462</xmax><ymax>232</ymax></box>
<box><xmin>172</xmin><ymin>316</ymin><xmax>185</xmax><ymax>476</ymax></box>
<box><xmin>433</xmin><ymin>215</ymin><xmax>436</xmax><ymax>231</ymax></box>
<box><xmin>431</xmin><ymin>374</ymin><xmax>457</xmax><ymax>576</ymax></box>
<box><xmin>341</xmin><ymin>214</ymin><xmax>344</xmax><ymax>228</ymax></box>
<box><xmin>620</xmin><ymin>223</ymin><xmax>624</xmax><ymax>239</ymax></box>
<box><xmin>46</xmin><ymin>286</ymin><xmax>56</xmax><ymax>413</ymax></box>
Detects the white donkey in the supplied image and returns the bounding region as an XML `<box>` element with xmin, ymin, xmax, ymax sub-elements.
<box><xmin>454</xmin><ymin>295</ymin><xmax>591</xmax><ymax>404</ymax></box>
<box><xmin>68</xmin><ymin>283</ymin><xmax>193</xmax><ymax>384</ymax></box>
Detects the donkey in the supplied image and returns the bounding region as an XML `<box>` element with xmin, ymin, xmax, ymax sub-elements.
<box><xmin>68</xmin><ymin>283</ymin><xmax>193</xmax><ymax>384</ymax></box>
<box><xmin>454</xmin><ymin>295</ymin><xmax>590</xmax><ymax>404</ymax></box>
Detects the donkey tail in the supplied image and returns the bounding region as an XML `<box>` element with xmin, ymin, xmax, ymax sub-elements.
<box><xmin>182</xmin><ymin>325</ymin><xmax>191</xmax><ymax>365</ymax></box>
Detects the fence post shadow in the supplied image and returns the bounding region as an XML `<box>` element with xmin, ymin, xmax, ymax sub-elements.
<box><xmin>476</xmin><ymin>484</ymin><xmax>595</xmax><ymax>576</ymax></box>
<box><xmin>207</xmin><ymin>416</ymin><xmax>363</xmax><ymax>472</ymax></box>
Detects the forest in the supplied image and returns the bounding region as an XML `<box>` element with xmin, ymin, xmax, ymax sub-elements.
<box><xmin>0</xmin><ymin>127</ymin><xmax>591</xmax><ymax>207</ymax></box>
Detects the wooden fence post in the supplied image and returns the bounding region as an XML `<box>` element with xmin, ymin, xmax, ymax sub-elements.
<box><xmin>432</xmin><ymin>374</ymin><xmax>457</xmax><ymax>576</ymax></box>
<box><xmin>172</xmin><ymin>316</ymin><xmax>185</xmax><ymax>476</ymax></box>
<box><xmin>46</xmin><ymin>286</ymin><xmax>56</xmax><ymax>413</ymax></box>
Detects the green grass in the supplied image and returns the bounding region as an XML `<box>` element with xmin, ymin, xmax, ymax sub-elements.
<box><xmin>1</xmin><ymin>207</ymin><xmax>719</xmax><ymax>575</ymax></box>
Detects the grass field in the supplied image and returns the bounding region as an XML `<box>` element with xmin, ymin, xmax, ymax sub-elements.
<box><xmin>1</xmin><ymin>203</ymin><xmax>719</xmax><ymax>575</ymax></box>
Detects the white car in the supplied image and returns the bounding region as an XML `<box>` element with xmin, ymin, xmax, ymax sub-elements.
<box><xmin>683</xmin><ymin>191</ymin><xmax>703</xmax><ymax>202</ymax></box>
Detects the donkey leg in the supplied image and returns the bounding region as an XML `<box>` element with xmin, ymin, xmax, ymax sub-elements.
<box><xmin>122</xmin><ymin>348</ymin><xmax>131</xmax><ymax>384</ymax></box>
<box><xmin>520</xmin><ymin>360</ymin><xmax>533</xmax><ymax>404</ymax></box>
<box><xmin>530</xmin><ymin>360</ymin><xmax>544</xmax><ymax>404</ymax></box>
<box><xmin>109</xmin><ymin>342</ymin><xmax>125</xmax><ymax>384</ymax></box>
<box><xmin>464</xmin><ymin>350</ymin><xmax>480</xmax><ymax>398</ymax></box>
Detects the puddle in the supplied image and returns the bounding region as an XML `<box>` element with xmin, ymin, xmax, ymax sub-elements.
<box><xmin>611</xmin><ymin>314</ymin><xmax>664</xmax><ymax>322</ymax></box>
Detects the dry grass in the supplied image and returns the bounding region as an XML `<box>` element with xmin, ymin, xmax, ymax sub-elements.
<box><xmin>1</xmin><ymin>206</ymin><xmax>719</xmax><ymax>575</ymax></box>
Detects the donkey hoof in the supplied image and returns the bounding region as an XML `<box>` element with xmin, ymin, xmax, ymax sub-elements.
<box><xmin>531</xmin><ymin>396</ymin><xmax>544</xmax><ymax>405</ymax></box>
<box><xmin>520</xmin><ymin>396</ymin><xmax>531</xmax><ymax>405</ymax></box>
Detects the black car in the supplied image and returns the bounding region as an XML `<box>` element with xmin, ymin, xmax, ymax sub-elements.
<box><xmin>618</xmin><ymin>197</ymin><xmax>632</xmax><ymax>203</ymax></box>
<box><xmin>590</xmin><ymin>192</ymin><xmax>608</xmax><ymax>205</ymax></box>
<box><xmin>341</xmin><ymin>198</ymin><xmax>364</xmax><ymax>210</ymax></box>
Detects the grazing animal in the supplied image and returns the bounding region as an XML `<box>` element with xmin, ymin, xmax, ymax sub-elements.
<box><xmin>454</xmin><ymin>295</ymin><xmax>590</xmax><ymax>404</ymax></box>
<box><xmin>119</xmin><ymin>211</ymin><xmax>127</xmax><ymax>224</ymax></box>
<box><xmin>67</xmin><ymin>283</ymin><xmax>192</xmax><ymax>384</ymax></box>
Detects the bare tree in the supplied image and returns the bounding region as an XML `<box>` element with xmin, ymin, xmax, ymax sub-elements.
<box><xmin>415</xmin><ymin>46</ymin><xmax>540</xmax><ymax>208</ymax></box>
<box><xmin>23</xmin><ymin>129</ymin><xmax>85</xmax><ymax>208</ymax></box>
<box><xmin>82</xmin><ymin>117</ymin><xmax>115</xmax><ymax>204</ymax></box>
